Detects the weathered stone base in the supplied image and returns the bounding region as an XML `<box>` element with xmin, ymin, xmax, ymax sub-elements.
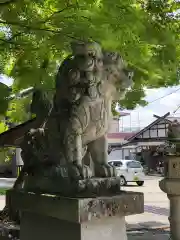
<box><xmin>21</xmin><ymin>212</ymin><xmax>127</xmax><ymax>240</ymax></box>
<box><xmin>23</xmin><ymin>176</ymin><xmax>121</xmax><ymax>197</ymax></box>
<box><xmin>7</xmin><ymin>189</ymin><xmax>144</xmax><ymax>240</ymax></box>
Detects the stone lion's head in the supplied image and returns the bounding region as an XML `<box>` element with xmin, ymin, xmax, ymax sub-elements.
<box><xmin>103</xmin><ymin>51</ymin><xmax>133</xmax><ymax>99</ymax></box>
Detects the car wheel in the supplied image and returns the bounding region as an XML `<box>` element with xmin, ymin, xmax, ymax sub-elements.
<box><xmin>120</xmin><ymin>176</ymin><xmax>126</xmax><ymax>186</ymax></box>
<box><xmin>136</xmin><ymin>181</ymin><xmax>144</xmax><ymax>186</ymax></box>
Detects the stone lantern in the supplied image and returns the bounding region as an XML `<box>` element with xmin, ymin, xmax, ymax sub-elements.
<box><xmin>159</xmin><ymin>120</ymin><xmax>180</xmax><ymax>240</ymax></box>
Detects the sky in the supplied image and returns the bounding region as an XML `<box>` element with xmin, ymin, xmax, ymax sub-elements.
<box><xmin>0</xmin><ymin>75</ymin><xmax>13</xmax><ymax>87</ymax></box>
<box><xmin>120</xmin><ymin>86</ymin><xmax>180</xmax><ymax>130</ymax></box>
<box><xmin>1</xmin><ymin>74</ymin><xmax>180</xmax><ymax>129</ymax></box>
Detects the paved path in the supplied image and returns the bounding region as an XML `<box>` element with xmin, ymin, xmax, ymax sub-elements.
<box><xmin>0</xmin><ymin>178</ymin><xmax>15</xmax><ymax>210</ymax></box>
<box><xmin>0</xmin><ymin>178</ymin><xmax>15</xmax><ymax>188</ymax></box>
<box><xmin>124</xmin><ymin>176</ymin><xmax>170</xmax><ymax>239</ymax></box>
<box><xmin>123</xmin><ymin>176</ymin><xmax>169</xmax><ymax>232</ymax></box>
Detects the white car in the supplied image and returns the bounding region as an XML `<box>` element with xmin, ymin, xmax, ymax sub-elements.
<box><xmin>108</xmin><ymin>159</ymin><xmax>145</xmax><ymax>186</ymax></box>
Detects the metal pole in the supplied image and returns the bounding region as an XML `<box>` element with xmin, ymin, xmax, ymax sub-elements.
<box><xmin>137</xmin><ymin>112</ymin><xmax>140</xmax><ymax>130</ymax></box>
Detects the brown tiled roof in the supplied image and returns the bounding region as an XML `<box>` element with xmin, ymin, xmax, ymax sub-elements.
<box><xmin>107</xmin><ymin>132</ymin><xmax>136</xmax><ymax>140</ymax></box>
<box><xmin>0</xmin><ymin>118</ymin><xmax>41</xmax><ymax>147</ymax></box>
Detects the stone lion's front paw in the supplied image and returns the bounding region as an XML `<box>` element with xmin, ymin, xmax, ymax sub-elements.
<box><xmin>94</xmin><ymin>163</ymin><xmax>117</xmax><ymax>178</ymax></box>
<box><xmin>68</xmin><ymin>162</ymin><xmax>84</xmax><ymax>180</ymax></box>
<box><xmin>83</xmin><ymin>165</ymin><xmax>93</xmax><ymax>178</ymax></box>
<box><xmin>67</xmin><ymin>162</ymin><xmax>94</xmax><ymax>180</ymax></box>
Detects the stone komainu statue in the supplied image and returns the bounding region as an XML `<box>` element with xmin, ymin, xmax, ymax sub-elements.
<box><xmin>15</xmin><ymin>41</ymin><xmax>133</xmax><ymax>196</ymax></box>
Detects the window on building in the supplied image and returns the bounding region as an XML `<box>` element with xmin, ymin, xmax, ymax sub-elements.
<box><xmin>127</xmin><ymin>161</ymin><xmax>142</xmax><ymax>168</ymax></box>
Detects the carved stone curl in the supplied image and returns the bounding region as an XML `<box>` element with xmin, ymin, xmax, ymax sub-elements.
<box><xmin>18</xmin><ymin>41</ymin><xmax>133</xmax><ymax>196</ymax></box>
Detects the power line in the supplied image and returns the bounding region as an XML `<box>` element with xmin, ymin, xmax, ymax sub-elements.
<box><xmin>172</xmin><ymin>105</ymin><xmax>180</xmax><ymax>114</ymax></box>
<box><xmin>147</xmin><ymin>87</ymin><xmax>180</xmax><ymax>105</ymax></box>
<box><xmin>120</xmin><ymin>87</ymin><xmax>180</xmax><ymax>129</ymax></box>
<box><xmin>172</xmin><ymin>112</ymin><xmax>180</xmax><ymax>115</ymax></box>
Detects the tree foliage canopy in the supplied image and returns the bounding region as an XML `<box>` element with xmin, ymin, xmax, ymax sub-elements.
<box><xmin>0</xmin><ymin>0</ymin><xmax>179</xmax><ymax>115</ymax></box>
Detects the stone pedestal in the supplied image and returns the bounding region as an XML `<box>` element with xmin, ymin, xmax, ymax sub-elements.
<box><xmin>7</xmin><ymin>189</ymin><xmax>144</xmax><ymax>240</ymax></box>
<box><xmin>159</xmin><ymin>155</ymin><xmax>180</xmax><ymax>240</ymax></box>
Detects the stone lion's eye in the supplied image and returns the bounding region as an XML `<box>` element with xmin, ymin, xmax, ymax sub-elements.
<box><xmin>88</xmin><ymin>52</ymin><xmax>95</xmax><ymax>58</ymax></box>
<box><xmin>78</xmin><ymin>54</ymin><xmax>85</xmax><ymax>60</ymax></box>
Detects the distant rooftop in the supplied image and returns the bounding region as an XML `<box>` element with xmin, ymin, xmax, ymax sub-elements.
<box><xmin>107</xmin><ymin>132</ymin><xmax>136</xmax><ymax>140</ymax></box>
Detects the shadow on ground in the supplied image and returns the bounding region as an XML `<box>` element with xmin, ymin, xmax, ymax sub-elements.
<box><xmin>127</xmin><ymin>229</ymin><xmax>170</xmax><ymax>240</ymax></box>
<box><xmin>127</xmin><ymin>221</ymin><xmax>170</xmax><ymax>240</ymax></box>
<box><xmin>127</xmin><ymin>221</ymin><xmax>169</xmax><ymax>230</ymax></box>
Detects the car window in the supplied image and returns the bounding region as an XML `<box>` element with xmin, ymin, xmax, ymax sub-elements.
<box><xmin>127</xmin><ymin>161</ymin><xmax>142</xmax><ymax>168</ymax></box>
<box><xmin>108</xmin><ymin>161</ymin><xmax>113</xmax><ymax>166</ymax></box>
<box><xmin>113</xmin><ymin>161</ymin><xmax>123</xmax><ymax>167</ymax></box>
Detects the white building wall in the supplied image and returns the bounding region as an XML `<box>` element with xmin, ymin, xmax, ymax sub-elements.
<box><xmin>108</xmin><ymin>118</ymin><xmax>119</xmax><ymax>133</ymax></box>
<box><xmin>108</xmin><ymin>148</ymin><xmax>135</xmax><ymax>160</ymax></box>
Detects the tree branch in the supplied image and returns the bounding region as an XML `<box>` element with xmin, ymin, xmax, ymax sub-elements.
<box><xmin>0</xmin><ymin>32</ymin><xmax>22</xmax><ymax>47</ymax></box>
<box><xmin>0</xmin><ymin>0</ymin><xmax>17</xmax><ymax>6</ymax></box>
<box><xmin>0</xmin><ymin>20</ymin><xmax>83</xmax><ymax>41</ymax></box>
<box><xmin>0</xmin><ymin>19</ymin><xmax>60</xmax><ymax>32</ymax></box>
<box><xmin>0</xmin><ymin>38</ymin><xmax>21</xmax><ymax>46</ymax></box>
<box><xmin>42</xmin><ymin>4</ymin><xmax>76</xmax><ymax>23</ymax></box>
<box><xmin>9</xmin><ymin>32</ymin><xmax>22</xmax><ymax>40</ymax></box>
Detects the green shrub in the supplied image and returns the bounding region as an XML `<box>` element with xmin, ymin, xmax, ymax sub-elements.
<box><xmin>0</xmin><ymin>188</ymin><xmax>8</xmax><ymax>195</ymax></box>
